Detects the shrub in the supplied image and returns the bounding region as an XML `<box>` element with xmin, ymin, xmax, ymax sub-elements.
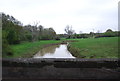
<box><xmin>55</xmin><ymin>36</ymin><xmax>60</xmax><ymax>40</ymax></box>
<box><xmin>2</xmin><ymin>39</ymin><xmax>13</xmax><ymax>56</ymax></box>
<box><xmin>26</xmin><ymin>34</ymin><xmax>32</xmax><ymax>42</ymax></box>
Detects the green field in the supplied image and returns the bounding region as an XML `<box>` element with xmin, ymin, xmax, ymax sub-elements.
<box><xmin>68</xmin><ymin>37</ymin><xmax>119</xmax><ymax>58</ymax></box>
<box><xmin>6</xmin><ymin>37</ymin><xmax>119</xmax><ymax>58</ymax></box>
<box><xmin>8</xmin><ymin>40</ymin><xmax>60</xmax><ymax>58</ymax></box>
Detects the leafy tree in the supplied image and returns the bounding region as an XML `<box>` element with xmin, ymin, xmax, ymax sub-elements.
<box><xmin>106</xmin><ymin>29</ymin><xmax>113</xmax><ymax>32</ymax></box>
<box><xmin>2</xmin><ymin>13</ymin><xmax>23</xmax><ymax>56</ymax></box>
<box><xmin>41</xmin><ymin>28</ymin><xmax>56</xmax><ymax>40</ymax></box>
<box><xmin>2</xmin><ymin>30</ymin><xmax>13</xmax><ymax>56</ymax></box>
<box><xmin>1</xmin><ymin>13</ymin><xmax>57</xmax><ymax>56</ymax></box>
<box><xmin>2</xmin><ymin>13</ymin><xmax>23</xmax><ymax>44</ymax></box>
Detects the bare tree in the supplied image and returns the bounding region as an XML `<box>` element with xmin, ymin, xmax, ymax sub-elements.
<box><xmin>31</xmin><ymin>21</ymin><xmax>40</xmax><ymax>41</ymax></box>
<box><xmin>79</xmin><ymin>31</ymin><xmax>82</xmax><ymax>34</ymax></box>
<box><xmin>97</xmin><ymin>30</ymin><xmax>100</xmax><ymax>33</ymax></box>
<box><xmin>65</xmin><ymin>25</ymin><xmax>75</xmax><ymax>38</ymax></box>
<box><xmin>65</xmin><ymin>25</ymin><xmax>74</xmax><ymax>35</ymax></box>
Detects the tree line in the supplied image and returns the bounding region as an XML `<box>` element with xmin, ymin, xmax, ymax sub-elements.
<box><xmin>2</xmin><ymin>13</ymin><xmax>120</xmax><ymax>56</ymax></box>
<box><xmin>58</xmin><ymin>25</ymin><xmax>120</xmax><ymax>39</ymax></box>
<box><xmin>2</xmin><ymin>13</ymin><xmax>56</xmax><ymax>56</ymax></box>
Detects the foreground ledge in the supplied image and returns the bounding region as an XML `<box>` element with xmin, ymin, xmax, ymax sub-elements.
<box><xmin>2</xmin><ymin>58</ymin><xmax>120</xmax><ymax>80</ymax></box>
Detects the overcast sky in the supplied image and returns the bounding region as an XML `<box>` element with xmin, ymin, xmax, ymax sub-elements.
<box><xmin>0</xmin><ymin>0</ymin><xmax>119</xmax><ymax>34</ymax></box>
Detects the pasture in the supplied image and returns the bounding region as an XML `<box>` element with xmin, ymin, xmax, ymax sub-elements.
<box><xmin>68</xmin><ymin>37</ymin><xmax>119</xmax><ymax>58</ymax></box>
<box><xmin>6</xmin><ymin>37</ymin><xmax>119</xmax><ymax>58</ymax></box>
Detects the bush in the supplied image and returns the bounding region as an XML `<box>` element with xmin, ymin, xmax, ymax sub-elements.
<box><xmin>95</xmin><ymin>32</ymin><xmax>119</xmax><ymax>38</ymax></box>
<box><xmin>2</xmin><ymin>39</ymin><xmax>13</xmax><ymax>56</ymax></box>
<box><xmin>55</xmin><ymin>36</ymin><xmax>60</xmax><ymax>40</ymax></box>
<box><xmin>2</xmin><ymin>30</ymin><xmax>13</xmax><ymax>56</ymax></box>
<box><xmin>26</xmin><ymin>34</ymin><xmax>32</xmax><ymax>42</ymax></box>
<box><xmin>7</xmin><ymin>30</ymin><xmax>21</xmax><ymax>44</ymax></box>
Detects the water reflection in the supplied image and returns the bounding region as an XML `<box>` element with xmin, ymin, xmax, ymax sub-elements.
<box><xmin>33</xmin><ymin>44</ymin><xmax>75</xmax><ymax>58</ymax></box>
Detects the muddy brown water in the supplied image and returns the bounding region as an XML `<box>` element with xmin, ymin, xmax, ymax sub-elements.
<box><xmin>33</xmin><ymin>44</ymin><xmax>75</xmax><ymax>58</ymax></box>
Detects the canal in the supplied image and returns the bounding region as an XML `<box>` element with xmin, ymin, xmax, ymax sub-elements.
<box><xmin>33</xmin><ymin>44</ymin><xmax>75</xmax><ymax>58</ymax></box>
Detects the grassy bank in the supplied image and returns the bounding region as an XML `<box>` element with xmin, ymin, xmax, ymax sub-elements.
<box><xmin>4</xmin><ymin>37</ymin><xmax>119</xmax><ymax>58</ymax></box>
<box><xmin>6</xmin><ymin>40</ymin><xmax>61</xmax><ymax>58</ymax></box>
<box><xmin>68</xmin><ymin>37</ymin><xmax>119</xmax><ymax>58</ymax></box>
